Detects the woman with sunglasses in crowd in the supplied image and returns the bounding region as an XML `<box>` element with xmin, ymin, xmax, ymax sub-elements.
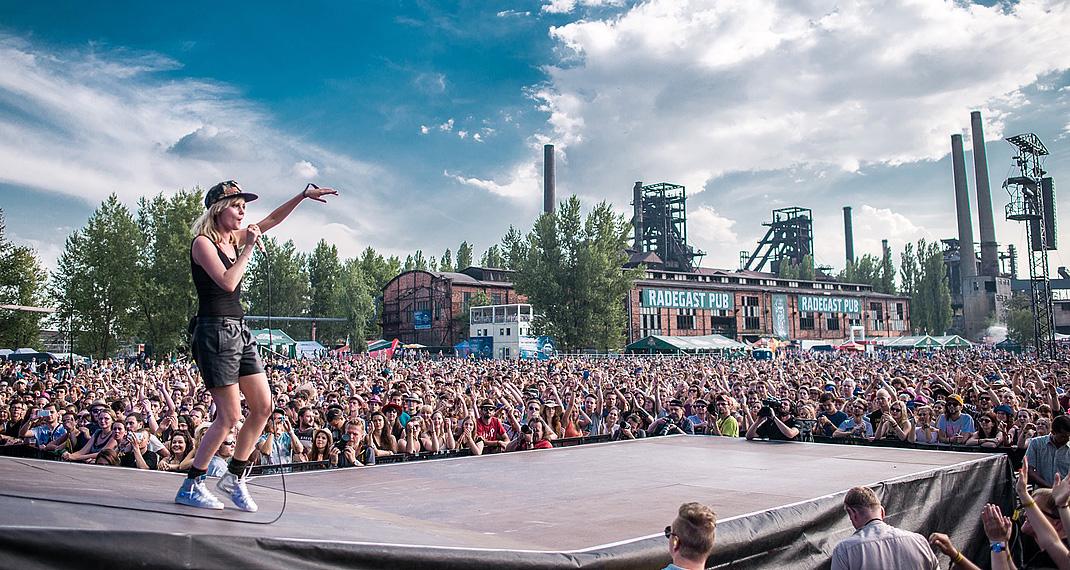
<box><xmin>968</xmin><ymin>411</ymin><xmax>1006</xmax><ymax>448</ymax></box>
<box><xmin>62</xmin><ymin>410</ymin><xmax>118</xmax><ymax>463</ymax></box>
<box><xmin>176</xmin><ymin>180</ymin><xmax>337</xmax><ymax>512</ymax></box>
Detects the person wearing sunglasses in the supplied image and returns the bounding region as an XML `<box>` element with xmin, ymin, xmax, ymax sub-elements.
<box><xmin>662</xmin><ymin>502</ymin><xmax>717</xmax><ymax>570</ymax></box>
<box><xmin>177</xmin><ymin>180</ymin><xmax>337</xmax><ymax>512</ymax></box>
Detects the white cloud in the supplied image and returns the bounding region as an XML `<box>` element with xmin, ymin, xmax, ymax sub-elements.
<box><xmin>497</xmin><ymin>10</ymin><xmax>531</xmax><ymax>18</ymax></box>
<box><xmin>541</xmin><ymin>0</ymin><xmax>623</xmax><ymax>15</ymax></box>
<box><xmin>687</xmin><ymin>206</ymin><xmax>738</xmax><ymax>254</ymax></box>
<box><xmin>419</xmin><ymin>124</ymin><xmax>431</xmax><ymax>135</ymax></box>
<box><xmin>457</xmin><ymin>130</ymin><xmax>468</xmax><ymax>139</ymax></box>
<box><xmin>291</xmin><ymin>160</ymin><xmax>319</xmax><ymax>179</ymax></box>
<box><xmin>0</xmin><ymin>34</ymin><xmax>397</xmax><ymax>254</ymax></box>
<box><xmin>438</xmin><ymin>118</ymin><xmax>455</xmax><ymax>132</ymax></box>
<box><xmin>413</xmin><ymin>71</ymin><xmax>446</xmax><ymax>94</ymax></box>
<box><xmin>535</xmin><ymin>0</ymin><xmax>1070</xmax><ymax>199</ymax></box>
<box><xmin>446</xmin><ymin>160</ymin><xmax>540</xmax><ymax>200</ymax></box>
<box><xmin>473</xmin><ymin>133</ymin><xmax>483</xmax><ymax>142</ymax></box>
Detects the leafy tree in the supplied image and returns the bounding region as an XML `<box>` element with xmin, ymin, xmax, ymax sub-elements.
<box><xmin>308</xmin><ymin>240</ymin><xmax>345</xmax><ymax>344</ymax></box>
<box><xmin>439</xmin><ymin>248</ymin><xmax>453</xmax><ymax>272</ymax></box>
<box><xmin>357</xmin><ymin>247</ymin><xmax>400</xmax><ymax>337</ymax></box>
<box><xmin>501</xmin><ymin>226</ymin><xmax>526</xmax><ymax>271</ymax></box>
<box><xmin>339</xmin><ymin>257</ymin><xmax>375</xmax><ymax>350</ymax></box>
<box><xmin>778</xmin><ymin>254</ymin><xmax>815</xmax><ymax>281</ymax></box>
<box><xmin>899</xmin><ymin>242</ymin><xmax>918</xmax><ymax>299</ymax></box>
<box><xmin>481</xmin><ymin>245</ymin><xmax>504</xmax><ymax>268</ymax></box>
<box><xmin>909</xmin><ymin>239</ymin><xmax>952</xmax><ymax>334</ymax></box>
<box><xmin>49</xmin><ymin>195</ymin><xmax>141</xmax><ymax>358</ymax></box>
<box><xmin>0</xmin><ymin>210</ymin><xmax>48</xmax><ymax>349</ymax></box>
<box><xmin>412</xmin><ymin>250</ymin><xmax>428</xmax><ymax>271</ymax></box>
<box><xmin>878</xmin><ymin>245</ymin><xmax>896</xmax><ymax>294</ymax></box>
<box><xmin>456</xmin><ymin>241</ymin><xmax>474</xmax><ymax>270</ymax></box>
<box><xmin>245</xmin><ymin>237</ymin><xmax>310</xmax><ymax>322</ymax></box>
<box><xmin>403</xmin><ymin>254</ymin><xmax>415</xmax><ymax>271</ymax></box>
<box><xmin>1005</xmin><ymin>294</ymin><xmax>1034</xmax><ymax>345</ymax></box>
<box><xmin>132</xmin><ymin>190</ymin><xmax>202</xmax><ymax>355</ymax></box>
<box><xmin>511</xmin><ymin>196</ymin><xmax>639</xmax><ymax>350</ymax></box>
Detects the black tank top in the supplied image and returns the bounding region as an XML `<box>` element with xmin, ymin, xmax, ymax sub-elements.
<box><xmin>191</xmin><ymin>238</ymin><xmax>244</xmax><ymax>317</ymax></box>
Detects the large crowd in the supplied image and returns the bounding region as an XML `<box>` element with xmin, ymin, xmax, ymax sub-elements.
<box><xmin>1</xmin><ymin>347</ymin><xmax>1067</xmax><ymax>472</ymax></box>
<box><xmin>6</xmin><ymin>347</ymin><xmax>1070</xmax><ymax>568</ymax></box>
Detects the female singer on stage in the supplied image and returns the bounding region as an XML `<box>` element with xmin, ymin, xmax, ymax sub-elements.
<box><xmin>175</xmin><ymin>180</ymin><xmax>336</xmax><ymax>511</ymax></box>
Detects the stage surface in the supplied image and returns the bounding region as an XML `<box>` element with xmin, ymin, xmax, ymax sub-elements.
<box><xmin>0</xmin><ymin>436</ymin><xmax>1011</xmax><ymax>569</ymax></box>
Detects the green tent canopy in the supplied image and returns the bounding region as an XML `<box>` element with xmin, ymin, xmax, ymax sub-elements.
<box><xmin>878</xmin><ymin>335</ymin><xmax>942</xmax><ymax>349</ymax></box>
<box><xmin>250</xmin><ymin>328</ymin><xmax>297</xmax><ymax>358</ymax></box>
<box><xmin>626</xmin><ymin>334</ymin><xmax>747</xmax><ymax>354</ymax></box>
<box><xmin>933</xmin><ymin>335</ymin><xmax>973</xmax><ymax>348</ymax></box>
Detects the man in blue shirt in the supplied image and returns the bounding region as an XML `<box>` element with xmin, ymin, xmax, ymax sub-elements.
<box><xmin>937</xmin><ymin>394</ymin><xmax>975</xmax><ymax>445</ymax></box>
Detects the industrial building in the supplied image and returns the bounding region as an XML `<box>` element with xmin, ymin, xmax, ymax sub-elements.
<box><xmin>380</xmin><ymin>267</ymin><xmax>525</xmax><ymax>349</ymax></box>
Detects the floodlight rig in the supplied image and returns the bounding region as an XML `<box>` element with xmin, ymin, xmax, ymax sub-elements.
<box><xmin>1003</xmin><ymin>132</ymin><xmax>1055</xmax><ymax>358</ymax></box>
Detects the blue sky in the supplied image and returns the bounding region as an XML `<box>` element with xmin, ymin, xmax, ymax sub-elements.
<box><xmin>2</xmin><ymin>0</ymin><xmax>1070</xmax><ymax>276</ymax></box>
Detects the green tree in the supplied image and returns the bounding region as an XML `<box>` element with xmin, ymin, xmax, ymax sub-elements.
<box><xmin>49</xmin><ymin>195</ymin><xmax>141</xmax><ymax>358</ymax></box>
<box><xmin>456</xmin><ymin>241</ymin><xmax>474</xmax><ymax>270</ymax></box>
<box><xmin>339</xmin><ymin>257</ymin><xmax>375</xmax><ymax>350</ymax></box>
<box><xmin>245</xmin><ymin>237</ymin><xmax>310</xmax><ymax>323</ymax></box>
<box><xmin>308</xmin><ymin>239</ymin><xmax>345</xmax><ymax>344</ymax></box>
<box><xmin>778</xmin><ymin>254</ymin><xmax>815</xmax><ymax>281</ymax></box>
<box><xmin>0</xmin><ymin>210</ymin><xmax>49</xmax><ymax>349</ymax></box>
<box><xmin>899</xmin><ymin>242</ymin><xmax>918</xmax><ymax>299</ymax></box>
<box><xmin>412</xmin><ymin>250</ymin><xmax>428</xmax><ymax>271</ymax></box>
<box><xmin>910</xmin><ymin>239</ymin><xmax>952</xmax><ymax>334</ymax></box>
<box><xmin>511</xmin><ymin>196</ymin><xmax>639</xmax><ymax>351</ymax></box>
<box><xmin>878</xmin><ymin>245</ymin><xmax>896</xmax><ymax>294</ymax></box>
<box><xmin>403</xmin><ymin>254</ymin><xmax>415</xmax><ymax>271</ymax></box>
<box><xmin>501</xmin><ymin>226</ymin><xmax>526</xmax><ymax>271</ymax></box>
<box><xmin>439</xmin><ymin>248</ymin><xmax>453</xmax><ymax>272</ymax></box>
<box><xmin>1005</xmin><ymin>294</ymin><xmax>1034</xmax><ymax>345</ymax></box>
<box><xmin>132</xmin><ymin>190</ymin><xmax>202</xmax><ymax>355</ymax></box>
<box><xmin>481</xmin><ymin>245</ymin><xmax>504</xmax><ymax>268</ymax></box>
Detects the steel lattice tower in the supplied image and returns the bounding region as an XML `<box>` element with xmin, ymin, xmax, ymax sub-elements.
<box><xmin>1004</xmin><ymin>133</ymin><xmax>1055</xmax><ymax>358</ymax></box>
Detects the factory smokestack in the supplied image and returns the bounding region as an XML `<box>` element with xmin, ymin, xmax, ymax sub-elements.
<box><xmin>881</xmin><ymin>239</ymin><xmax>889</xmax><ymax>258</ymax></box>
<box><xmin>633</xmin><ymin>181</ymin><xmax>644</xmax><ymax>250</ymax></box>
<box><xmin>971</xmin><ymin>111</ymin><xmax>999</xmax><ymax>277</ymax></box>
<box><xmin>843</xmin><ymin>206</ymin><xmax>855</xmax><ymax>265</ymax></box>
<box><xmin>543</xmin><ymin>144</ymin><xmax>556</xmax><ymax>214</ymax></box>
<box><xmin>952</xmin><ymin>134</ymin><xmax>977</xmax><ymax>278</ymax></box>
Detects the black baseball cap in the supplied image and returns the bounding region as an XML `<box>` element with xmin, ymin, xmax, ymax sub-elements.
<box><xmin>204</xmin><ymin>180</ymin><xmax>258</xmax><ymax>209</ymax></box>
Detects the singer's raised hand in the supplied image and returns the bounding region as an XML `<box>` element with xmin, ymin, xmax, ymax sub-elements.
<box><xmin>303</xmin><ymin>185</ymin><xmax>338</xmax><ymax>203</ymax></box>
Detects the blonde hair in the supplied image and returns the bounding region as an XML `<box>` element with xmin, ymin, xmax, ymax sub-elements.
<box><xmin>190</xmin><ymin>196</ymin><xmax>243</xmax><ymax>245</ymax></box>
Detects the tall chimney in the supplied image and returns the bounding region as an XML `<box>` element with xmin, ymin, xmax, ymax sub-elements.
<box><xmin>633</xmin><ymin>181</ymin><xmax>644</xmax><ymax>250</ymax></box>
<box><xmin>952</xmin><ymin>134</ymin><xmax>977</xmax><ymax>278</ymax></box>
<box><xmin>843</xmin><ymin>206</ymin><xmax>855</xmax><ymax>265</ymax></box>
<box><xmin>971</xmin><ymin>111</ymin><xmax>999</xmax><ymax>277</ymax></box>
<box><xmin>543</xmin><ymin>144</ymin><xmax>556</xmax><ymax>214</ymax></box>
<box><xmin>881</xmin><ymin>239</ymin><xmax>889</xmax><ymax>259</ymax></box>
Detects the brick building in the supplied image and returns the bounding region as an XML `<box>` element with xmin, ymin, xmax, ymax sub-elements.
<box><xmin>380</xmin><ymin>264</ymin><xmax>910</xmax><ymax>348</ymax></box>
<box><xmin>628</xmin><ymin>267</ymin><xmax>910</xmax><ymax>343</ymax></box>
<box><xmin>380</xmin><ymin>267</ymin><xmax>525</xmax><ymax>348</ymax></box>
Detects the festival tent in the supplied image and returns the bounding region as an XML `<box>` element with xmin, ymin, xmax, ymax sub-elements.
<box><xmin>995</xmin><ymin>338</ymin><xmax>1023</xmax><ymax>353</ymax></box>
<box><xmin>625</xmin><ymin>334</ymin><xmax>746</xmax><ymax>354</ymax></box>
<box><xmin>933</xmin><ymin>335</ymin><xmax>973</xmax><ymax>348</ymax></box>
<box><xmin>836</xmin><ymin>341</ymin><xmax>866</xmax><ymax>351</ymax></box>
<box><xmin>296</xmin><ymin>340</ymin><xmax>328</xmax><ymax>359</ymax></box>
<box><xmin>366</xmin><ymin>339</ymin><xmax>392</xmax><ymax>352</ymax></box>
<box><xmin>250</xmin><ymin>329</ymin><xmax>297</xmax><ymax>358</ymax></box>
<box><xmin>877</xmin><ymin>335</ymin><xmax>942</xmax><ymax>350</ymax></box>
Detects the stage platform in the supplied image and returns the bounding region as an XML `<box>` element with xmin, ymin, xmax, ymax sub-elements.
<box><xmin>0</xmin><ymin>436</ymin><xmax>1011</xmax><ymax>569</ymax></box>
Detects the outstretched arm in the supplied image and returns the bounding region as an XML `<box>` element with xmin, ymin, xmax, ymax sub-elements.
<box><xmin>255</xmin><ymin>185</ymin><xmax>338</xmax><ymax>234</ymax></box>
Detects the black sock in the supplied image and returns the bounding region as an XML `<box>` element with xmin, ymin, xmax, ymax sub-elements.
<box><xmin>228</xmin><ymin>458</ymin><xmax>250</xmax><ymax>476</ymax></box>
<box><xmin>186</xmin><ymin>466</ymin><xmax>207</xmax><ymax>480</ymax></box>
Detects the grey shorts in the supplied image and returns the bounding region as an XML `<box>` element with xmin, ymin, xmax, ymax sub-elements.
<box><xmin>191</xmin><ymin>317</ymin><xmax>264</xmax><ymax>388</ymax></box>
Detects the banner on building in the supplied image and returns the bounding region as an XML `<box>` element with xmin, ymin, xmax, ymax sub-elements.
<box><xmin>797</xmin><ymin>295</ymin><xmax>861</xmax><ymax>315</ymax></box>
<box><xmin>413</xmin><ymin>310</ymin><xmax>432</xmax><ymax>330</ymax></box>
<box><xmin>519</xmin><ymin>336</ymin><xmax>557</xmax><ymax>360</ymax></box>
<box><xmin>641</xmin><ymin>288</ymin><xmax>734</xmax><ymax>310</ymax></box>
<box><xmin>771</xmin><ymin>294</ymin><xmax>789</xmax><ymax>340</ymax></box>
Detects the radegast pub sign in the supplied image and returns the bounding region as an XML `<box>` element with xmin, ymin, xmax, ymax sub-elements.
<box><xmin>641</xmin><ymin>288</ymin><xmax>734</xmax><ymax>310</ymax></box>
<box><xmin>798</xmin><ymin>295</ymin><xmax>861</xmax><ymax>315</ymax></box>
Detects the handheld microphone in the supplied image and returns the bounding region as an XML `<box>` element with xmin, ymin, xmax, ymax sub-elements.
<box><xmin>256</xmin><ymin>238</ymin><xmax>266</xmax><ymax>254</ymax></box>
